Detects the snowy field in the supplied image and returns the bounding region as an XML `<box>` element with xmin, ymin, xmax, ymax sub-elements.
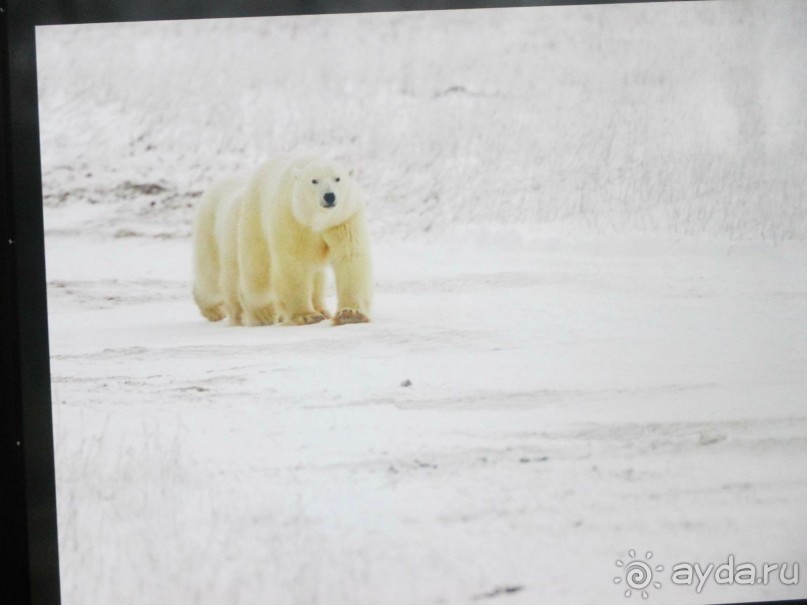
<box><xmin>37</xmin><ymin>2</ymin><xmax>807</xmax><ymax>604</ymax></box>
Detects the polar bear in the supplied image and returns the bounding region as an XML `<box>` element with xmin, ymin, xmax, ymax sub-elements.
<box><xmin>193</xmin><ymin>154</ymin><xmax>373</xmax><ymax>326</ymax></box>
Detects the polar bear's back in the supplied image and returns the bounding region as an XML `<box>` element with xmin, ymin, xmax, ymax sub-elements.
<box><xmin>193</xmin><ymin>176</ymin><xmax>244</xmax><ymax>241</ymax></box>
<box><xmin>251</xmin><ymin>153</ymin><xmax>320</xmax><ymax>207</ymax></box>
<box><xmin>212</xmin><ymin>178</ymin><xmax>247</xmax><ymax>244</ymax></box>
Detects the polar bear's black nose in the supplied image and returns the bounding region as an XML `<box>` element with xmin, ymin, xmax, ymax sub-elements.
<box><xmin>323</xmin><ymin>192</ymin><xmax>336</xmax><ymax>207</ymax></box>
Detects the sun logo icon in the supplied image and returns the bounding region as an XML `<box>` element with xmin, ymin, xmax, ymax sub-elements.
<box><xmin>614</xmin><ymin>549</ymin><xmax>663</xmax><ymax>599</ymax></box>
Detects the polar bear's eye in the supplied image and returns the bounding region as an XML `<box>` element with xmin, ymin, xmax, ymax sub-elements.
<box><xmin>312</xmin><ymin>179</ymin><xmax>318</xmax><ymax>185</ymax></box>
<box><xmin>335</xmin><ymin>177</ymin><xmax>341</xmax><ymax>182</ymax></box>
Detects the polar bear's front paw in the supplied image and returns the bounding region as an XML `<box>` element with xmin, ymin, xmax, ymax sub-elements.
<box><xmin>243</xmin><ymin>303</ymin><xmax>277</xmax><ymax>326</ymax></box>
<box><xmin>333</xmin><ymin>308</ymin><xmax>370</xmax><ymax>325</ymax></box>
<box><xmin>289</xmin><ymin>312</ymin><xmax>327</xmax><ymax>325</ymax></box>
<box><xmin>200</xmin><ymin>304</ymin><xmax>225</xmax><ymax>322</ymax></box>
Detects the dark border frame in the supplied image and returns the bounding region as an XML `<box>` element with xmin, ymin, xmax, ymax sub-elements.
<box><xmin>0</xmin><ymin>1</ymin><xmax>700</xmax><ymax>604</ymax></box>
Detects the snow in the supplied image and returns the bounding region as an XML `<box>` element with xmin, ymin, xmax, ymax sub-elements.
<box><xmin>36</xmin><ymin>1</ymin><xmax>807</xmax><ymax>604</ymax></box>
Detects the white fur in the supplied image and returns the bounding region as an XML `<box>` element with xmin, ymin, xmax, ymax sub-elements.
<box><xmin>193</xmin><ymin>154</ymin><xmax>373</xmax><ymax>326</ymax></box>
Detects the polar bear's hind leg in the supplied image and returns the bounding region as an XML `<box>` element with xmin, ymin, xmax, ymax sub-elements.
<box><xmin>193</xmin><ymin>197</ymin><xmax>225</xmax><ymax>322</ymax></box>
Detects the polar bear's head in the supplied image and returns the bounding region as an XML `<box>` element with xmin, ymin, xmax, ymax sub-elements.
<box><xmin>291</xmin><ymin>159</ymin><xmax>360</xmax><ymax>232</ymax></box>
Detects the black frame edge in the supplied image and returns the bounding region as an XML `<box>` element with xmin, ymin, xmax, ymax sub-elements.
<box><xmin>1</xmin><ymin>2</ymin><xmax>33</xmax><ymax>605</ymax></box>
<box><xmin>2</xmin><ymin>1</ymin><xmax>61</xmax><ymax>604</ymax></box>
<box><xmin>32</xmin><ymin>0</ymin><xmax>699</xmax><ymax>26</ymax></box>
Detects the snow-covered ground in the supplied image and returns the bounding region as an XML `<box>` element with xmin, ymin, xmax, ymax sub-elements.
<box><xmin>37</xmin><ymin>2</ymin><xmax>807</xmax><ymax>604</ymax></box>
